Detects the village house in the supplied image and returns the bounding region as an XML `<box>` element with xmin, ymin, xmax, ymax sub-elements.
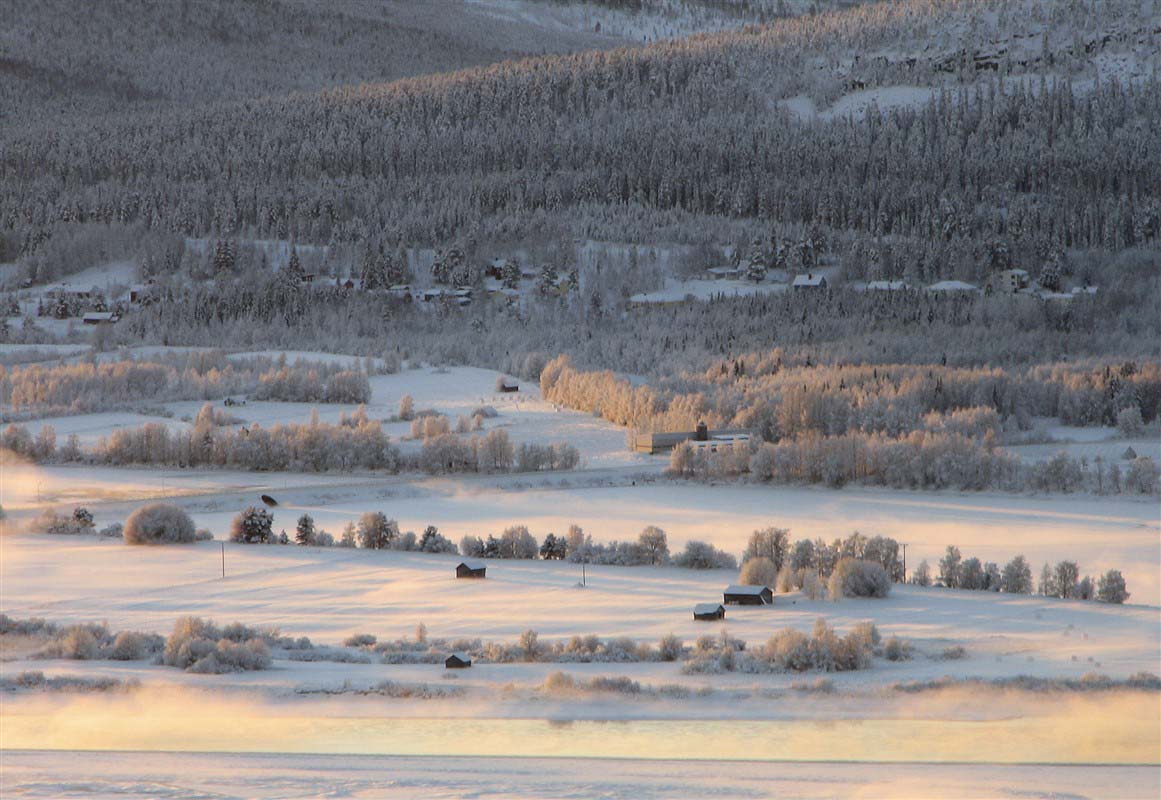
<box><xmin>456</xmin><ymin>559</ymin><xmax>487</xmax><ymax>579</ymax></box>
<box><xmin>723</xmin><ymin>584</ymin><xmax>773</xmax><ymax>605</ymax></box>
<box><xmin>791</xmin><ymin>273</ymin><xmax>828</xmax><ymax>290</ymax></box>
<box><xmin>693</xmin><ymin>603</ymin><xmax>726</xmax><ymax>621</ymax></box>
<box><xmin>865</xmin><ymin>280</ymin><xmax>908</xmax><ymax>292</ymax></box>
<box><xmin>986</xmin><ymin>268</ymin><xmax>1030</xmax><ymax>294</ymax></box>
<box><xmin>82</xmin><ymin>311</ymin><xmax>120</xmax><ymax>325</ymax></box>
<box><xmin>706</xmin><ymin>266</ymin><xmax>743</xmax><ymax>280</ymax></box>
<box><xmin>628</xmin><ymin>421</ymin><xmax>754</xmax><ymax>454</ymax></box>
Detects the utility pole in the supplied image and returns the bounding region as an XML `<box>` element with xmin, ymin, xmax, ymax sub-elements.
<box><xmin>581</xmin><ymin>560</ymin><xmax>586</xmax><ymax>588</ymax></box>
<box><xmin>221</xmin><ymin>541</ymin><xmax>226</xmax><ymax>579</ymax></box>
<box><xmin>901</xmin><ymin>543</ymin><xmax>907</xmax><ymax>583</ymax></box>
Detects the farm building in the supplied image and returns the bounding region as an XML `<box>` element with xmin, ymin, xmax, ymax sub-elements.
<box><xmin>693</xmin><ymin>603</ymin><xmax>726</xmax><ymax>621</ymax></box>
<box><xmin>445</xmin><ymin>653</ymin><xmax>472</xmax><ymax>669</ymax></box>
<box><xmin>629</xmin><ymin>421</ymin><xmax>755</xmax><ymax>454</ymax></box>
<box><xmin>496</xmin><ymin>379</ymin><xmax>519</xmax><ymax>393</ymax></box>
<box><xmin>723</xmin><ymin>584</ymin><xmax>773</xmax><ymax>605</ymax></box>
<box><xmin>456</xmin><ymin>560</ymin><xmax>487</xmax><ymax>579</ymax></box>
<box><xmin>706</xmin><ymin>266</ymin><xmax>743</xmax><ymax>280</ymax></box>
<box><xmin>791</xmin><ymin>273</ymin><xmax>827</xmax><ymax>290</ymax></box>
<box><xmin>82</xmin><ymin>312</ymin><xmax>120</xmax><ymax>325</ymax></box>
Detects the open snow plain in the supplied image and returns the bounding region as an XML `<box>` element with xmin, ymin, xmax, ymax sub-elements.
<box><xmin>2</xmin><ymin>354</ymin><xmax>1159</xmax><ymax>798</ymax></box>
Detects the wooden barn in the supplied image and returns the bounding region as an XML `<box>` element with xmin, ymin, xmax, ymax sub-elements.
<box><xmin>723</xmin><ymin>584</ymin><xmax>773</xmax><ymax>606</ymax></box>
<box><xmin>693</xmin><ymin>603</ymin><xmax>726</xmax><ymax>621</ymax></box>
<box><xmin>456</xmin><ymin>559</ymin><xmax>487</xmax><ymax>579</ymax></box>
<box><xmin>445</xmin><ymin>653</ymin><xmax>472</xmax><ymax>669</ymax></box>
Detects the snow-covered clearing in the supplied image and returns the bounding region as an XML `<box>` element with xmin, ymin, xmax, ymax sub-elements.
<box><xmin>11</xmin><ymin>362</ymin><xmax>649</xmax><ymax>467</ymax></box>
<box><xmin>2</xmin><ymin>535</ymin><xmax>1157</xmax><ymax>683</ymax></box>
<box><xmin>6</xmin><ymin>458</ymin><xmax>1154</xmax><ymax>603</ymax></box>
<box><xmin>630</xmin><ymin>277</ymin><xmax>787</xmax><ymax>305</ymax></box>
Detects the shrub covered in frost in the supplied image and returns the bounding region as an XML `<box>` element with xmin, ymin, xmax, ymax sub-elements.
<box><xmin>739</xmin><ymin>556</ymin><xmax>778</xmax><ymax>588</ymax></box>
<box><xmin>760</xmin><ymin>619</ymin><xmax>875</xmax><ymax>672</ymax></box>
<box><xmin>123</xmin><ymin>503</ymin><xmax>196</xmax><ymax>545</ymax></box>
<box><xmin>828</xmin><ymin>558</ymin><xmax>892</xmax><ymax>599</ymax></box>
<box><xmin>162</xmin><ymin>616</ymin><xmax>273</xmax><ymax>673</ymax></box>
<box><xmin>883</xmin><ymin>636</ymin><xmax>912</xmax><ymax>661</ymax></box>
<box><xmin>109</xmin><ymin>630</ymin><xmax>165</xmax><ymax>660</ymax></box>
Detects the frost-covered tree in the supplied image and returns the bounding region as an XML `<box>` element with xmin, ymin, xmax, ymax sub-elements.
<box><xmin>959</xmin><ymin>557</ymin><xmax>984</xmax><ymax>590</ymax></box>
<box><xmin>230</xmin><ymin>507</ymin><xmax>273</xmax><ymax>544</ymax></box>
<box><xmin>357</xmin><ymin>512</ymin><xmax>397</xmax><ymax>549</ymax></box>
<box><xmin>295</xmin><ymin>513</ymin><xmax>316</xmax><ymax>546</ymax></box>
<box><xmin>910</xmin><ymin>559</ymin><xmax>931</xmax><ymax>587</ymax></box>
<box><xmin>638</xmin><ymin>526</ymin><xmax>670</xmax><ymax>565</ymax></box>
<box><xmin>1096</xmin><ymin>570</ymin><xmax>1130</xmax><ymax>604</ymax></box>
<box><xmin>1000</xmin><ymin>555</ymin><xmax>1033</xmax><ymax>594</ymax></box>
<box><xmin>742</xmin><ymin>527</ymin><xmax>789</xmax><ymax>571</ymax></box>
<box><xmin>398</xmin><ymin>394</ymin><xmax>414</xmax><ymax>421</ymax></box>
<box><xmin>1052</xmin><ymin>561</ymin><xmax>1080</xmax><ymax>599</ymax></box>
<box><xmin>938</xmin><ymin>546</ymin><xmax>962</xmax><ymax>588</ymax></box>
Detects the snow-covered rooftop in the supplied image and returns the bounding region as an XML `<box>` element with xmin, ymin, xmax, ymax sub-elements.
<box><xmin>792</xmin><ymin>273</ymin><xmax>826</xmax><ymax>287</ymax></box>
<box><xmin>926</xmin><ymin>280</ymin><xmax>979</xmax><ymax>292</ymax></box>
<box><xmin>724</xmin><ymin>584</ymin><xmax>769</xmax><ymax>595</ymax></box>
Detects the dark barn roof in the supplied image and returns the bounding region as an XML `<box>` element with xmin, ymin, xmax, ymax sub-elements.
<box><xmin>445</xmin><ymin>653</ymin><xmax>472</xmax><ymax>668</ymax></box>
<box><xmin>693</xmin><ymin>603</ymin><xmax>726</xmax><ymax>620</ymax></box>
<box><xmin>723</xmin><ymin>584</ymin><xmax>773</xmax><ymax>605</ymax></box>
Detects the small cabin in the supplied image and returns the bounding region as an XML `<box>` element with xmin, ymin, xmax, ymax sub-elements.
<box><xmin>456</xmin><ymin>559</ymin><xmax>487</xmax><ymax>579</ymax></box>
<box><xmin>445</xmin><ymin>653</ymin><xmax>472</xmax><ymax>669</ymax></box>
<box><xmin>497</xmin><ymin>379</ymin><xmax>519</xmax><ymax>393</ymax></box>
<box><xmin>693</xmin><ymin>603</ymin><xmax>726</xmax><ymax>621</ymax></box>
<box><xmin>723</xmin><ymin>584</ymin><xmax>773</xmax><ymax>606</ymax></box>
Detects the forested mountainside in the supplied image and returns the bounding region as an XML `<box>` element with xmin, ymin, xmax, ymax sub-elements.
<box><xmin>0</xmin><ymin>0</ymin><xmax>616</xmax><ymax>126</ymax></box>
<box><xmin>3</xmin><ymin>0</ymin><xmax>1159</xmax><ymax>284</ymax></box>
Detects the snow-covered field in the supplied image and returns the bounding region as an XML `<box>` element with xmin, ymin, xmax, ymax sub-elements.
<box><xmin>3</xmin><ymin>352</ymin><xmax>1159</xmax><ymax>797</ymax></box>
<box><xmin>14</xmin><ymin>363</ymin><xmax>649</xmax><ymax>468</ymax></box>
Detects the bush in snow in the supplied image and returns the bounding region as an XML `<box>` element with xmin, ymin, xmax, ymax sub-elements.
<box><xmin>739</xmin><ymin>556</ymin><xmax>778</xmax><ymax>589</ymax></box>
<box><xmin>98</xmin><ymin>523</ymin><xmax>123</xmax><ymax>538</ymax></box>
<box><xmin>344</xmin><ymin>633</ymin><xmax>377</xmax><ymax>648</ymax></box>
<box><xmin>123</xmin><ymin>503</ymin><xmax>196</xmax><ymax>545</ymax></box>
<box><xmin>109</xmin><ymin>630</ymin><xmax>165</xmax><ymax>660</ymax></box>
<box><xmin>658</xmin><ymin>634</ymin><xmax>684</xmax><ymax>662</ymax></box>
<box><xmin>760</xmin><ymin>619</ymin><xmax>873</xmax><ymax>672</ymax></box>
<box><xmin>230</xmin><ymin>506</ymin><xmax>273</xmax><ymax>544</ymax></box>
<box><xmin>883</xmin><ymin>637</ymin><xmax>912</xmax><ymax>661</ymax></box>
<box><xmin>1116</xmin><ymin>405</ymin><xmax>1144</xmax><ymax>436</ymax></box>
<box><xmin>162</xmin><ymin>616</ymin><xmax>272</xmax><ymax>673</ymax></box>
<box><xmin>828</xmin><ymin>558</ymin><xmax>891</xmax><ymax>599</ymax></box>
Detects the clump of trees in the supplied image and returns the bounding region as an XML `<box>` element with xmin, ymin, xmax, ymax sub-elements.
<box><xmin>27</xmin><ymin>506</ymin><xmax>95</xmax><ymax>536</ymax></box>
<box><xmin>122</xmin><ymin>503</ymin><xmax>196</xmax><ymax>545</ymax></box>
<box><xmin>928</xmin><ymin>545</ymin><xmax>1130</xmax><ymax>604</ymax></box>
